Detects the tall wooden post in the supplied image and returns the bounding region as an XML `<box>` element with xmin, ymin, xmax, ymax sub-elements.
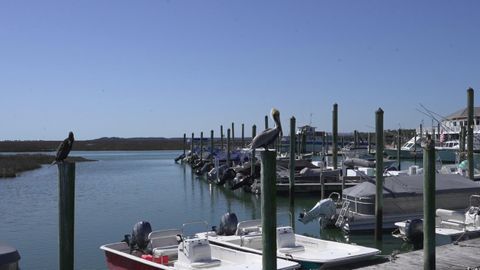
<box><xmin>231</xmin><ymin>122</ymin><xmax>235</xmax><ymax>148</ymax></box>
<box><xmin>301</xmin><ymin>132</ymin><xmax>306</xmax><ymax>154</ymax></box>
<box><xmin>220</xmin><ymin>125</ymin><xmax>224</xmax><ymax>150</ymax></box>
<box><xmin>289</xmin><ymin>117</ymin><xmax>296</xmax><ymax>193</ymax></box>
<box><xmin>289</xmin><ymin>117</ymin><xmax>296</xmax><ymax>228</ymax></box>
<box><xmin>265</xmin><ymin>115</ymin><xmax>269</xmax><ymax>130</ymax></box>
<box><xmin>367</xmin><ymin>133</ymin><xmax>371</xmax><ymax>155</ymax></box>
<box><xmin>414</xmin><ymin>133</ymin><xmax>417</xmax><ymax>165</ymax></box>
<box><xmin>468</xmin><ymin>88</ymin><xmax>474</xmax><ymax>180</ymax></box>
<box><xmin>58</xmin><ymin>162</ymin><xmax>75</xmax><ymax>270</ymax></box>
<box><xmin>261</xmin><ymin>151</ymin><xmax>277</xmax><ymax>270</ymax></box>
<box><xmin>210</xmin><ymin>130</ymin><xmax>214</xmax><ymax>161</ymax></box>
<box><xmin>375</xmin><ymin>108</ymin><xmax>384</xmax><ymax>243</ymax></box>
<box><xmin>227</xmin><ymin>129</ymin><xmax>231</xmax><ymax>167</ymax></box>
<box><xmin>333</xmin><ymin>104</ymin><xmax>338</xmax><ymax>169</ymax></box>
<box><xmin>251</xmin><ymin>125</ymin><xmax>257</xmax><ymax>177</ymax></box>
<box><xmin>420</xmin><ymin>124</ymin><xmax>423</xmax><ymax>141</ymax></box>
<box><xmin>354</xmin><ymin>130</ymin><xmax>358</xmax><ymax>148</ymax></box>
<box><xmin>241</xmin><ymin>123</ymin><xmax>245</xmax><ymax>148</ymax></box>
<box><xmin>397</xmin><ymin>128</ymin><xmax>401</xmax><ymax>171</ymax></box>
<box><xmin>183</xmin><ymin>133</ymin><xmax>186</xmax><ymax>156</ymax></box>
<box><xmin>191</xmin><ymin>133</ymin><xmax>194</xmax><ymax>154</ymax></box>
<box><xmin>423</xmin><ymin>135</ymin><xmax>436</xmax><ymax>269</ymax></box>
<box><xmin>461</xmin><ymin>125</ymin><xmax>466</xmax><ymax>152</ymax></box>
<box><xmin>200</xmin><ymin>132</ymin><xmax>203</xmax><ymax>161</ymax></box>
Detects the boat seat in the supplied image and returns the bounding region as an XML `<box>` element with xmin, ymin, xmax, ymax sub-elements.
<box><xmin>150</xmin><ymin>235</ymin><xmax>179</xmax><ymax>249</ymax></box>
<box><xmin>153</xmin><ymin>246</ymin><xmax>178</xmax><ymax>258</ymax></box>
<box><xmin>278</xmin><ymin>246</ymin><xmax>305</xmax><ymax>254</ymax></box>
<box><xmin>276</xmin><ymin>226</ymin><xmax>305</xmax><ymax>254</ymax></box>
<box><xmin>190</xmin><ymin>259</ymin><xmax>222</xmax><ymax>268</ymax></box>
<box><xmin>238</xmin><ymin>226</ymin><xmax>261</xmax><ymax>236</ymax></box>
<box><xmin>441</xmin><ymin>219</ymin><xmax>466</xmax><ymax>229</ymax></box>
<box><xmin>241</xmin><ymin>234</ymin><xmax>263</xmax><ymax>249</ymax></box>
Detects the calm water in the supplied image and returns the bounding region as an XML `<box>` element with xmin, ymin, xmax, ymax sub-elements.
<box><xmin>0</xmin><ymin>151</ymin><xmax>408</xmax><ymax>270</ymax></box>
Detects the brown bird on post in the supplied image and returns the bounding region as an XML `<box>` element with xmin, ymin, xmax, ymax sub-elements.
<box><xmin>52</xmin><ymin>132</ymin><xmax>75</xmax><ymax>164</ymax></box>
<box><xmin>249</xmin><ymin>108</ymin><xmax>282</xmax><ymax>151</ymax></box>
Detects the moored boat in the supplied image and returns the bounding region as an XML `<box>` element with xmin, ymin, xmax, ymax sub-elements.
<box><xmin>198</xmin><ymin>216</ymin><xmax>380</xmax><ymax>269</ymax></box>
<box><xmin>100</xmin><ymin>222</ymin><xmax>300</xmax><ymax>270</ymax></box>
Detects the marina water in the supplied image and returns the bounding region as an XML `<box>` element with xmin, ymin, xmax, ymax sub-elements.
<box><xmin>0</xmin><ymin>151</ymin><xmax>411</xmax><ymax>270</ymax></box>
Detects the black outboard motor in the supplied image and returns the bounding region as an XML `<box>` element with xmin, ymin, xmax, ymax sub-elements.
<box><xmin>216</xmin><ymin>212</ymin><xmax>238</xmax><ymax>236</ymax></box>
<box><xmin>174</xmin><ymin>153</ymin><xmax>186</xmax><ymax>163</ymax></box>
<box><xmin>129</xmin><ymin>221</ymin><xmax>152</xmax><ymax>254</ymax></box>
<box><xmin>217</xmin><ymin>168</ymin><xmax>236</xmax><ymax>185</ymax></box>
<box><xmin>405</xmin><ymin>219</ymin><xmax>423</xmax><ymax>249</ymax></box>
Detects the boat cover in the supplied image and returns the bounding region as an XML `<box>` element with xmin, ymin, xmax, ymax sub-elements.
<box><xmin>343</xmin><ymin>174</ymin><xmax>480</xmax><ymax>199</ymax></box>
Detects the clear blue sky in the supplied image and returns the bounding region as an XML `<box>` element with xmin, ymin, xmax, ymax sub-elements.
<box><xmin>1</xmin><ymin>1</ymin><xmax>479</xmax><ymax>140</ymax></box>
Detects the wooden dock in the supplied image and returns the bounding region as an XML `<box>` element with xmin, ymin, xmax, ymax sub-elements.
<box><xmin>334</xmin><ymin>238</ymin><xmax>480</xmax><ymax>269</ymax></box>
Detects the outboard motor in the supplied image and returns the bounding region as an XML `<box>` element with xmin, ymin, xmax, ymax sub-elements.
<box><xmin>298</xmin><ymin>198</ymin><xmax>336</xmax><ymax>228</ymax></box>
<box><xmin>217</xmin><ymin>168</ymin><xmax>236</xmax><ymax>185</ymax></box>
<box><xmin>216</xmin><ymin>212</ymin><xmax>238</xmax><ymax>236</ymax></box>
<box><xmin>129</xmin><ymin>221</ymin><xmax>152</xmax><ymax>254</ymax></box>
<box><xmin>404</xmin><ymin>219</ymin><xmax>423</xmax><ymax>248</ymax></box>
<box><xmin>174</xmin><ymin>153</ymin><xmax>186</xmax><ymax>163</ymax></box>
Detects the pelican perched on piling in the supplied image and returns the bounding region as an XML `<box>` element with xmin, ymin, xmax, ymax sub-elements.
<box><xmin>53</xmin><ymin>131</ymin><xmax>75</xmax><ymax>164</ymax></box>
<box><xmin>249</xmin><ymin>108</ymin><xmax>282</xmax><ymax>151</ymax></box>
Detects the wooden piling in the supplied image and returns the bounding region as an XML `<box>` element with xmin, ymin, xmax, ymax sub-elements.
<box><xmin>460</xmin><ymin>125</ymin><xmax>466</xmax><ymax>152</ymax></box>
<box><xmin>414</xmin><ymin>133</ymin><xmax>417</xmax><ymax>165</ymax></box>
<box><xmin>397</xmin><ymin>128</ymin><xmax>401</xmax><ymax>171</ymax></box>
<box><xmin>375</xmin><ymin>108</ymin><xmax>384</xmax><ymax>243</ymax></box>
<box><xmin>58</xmin><ymin>162</ymin><xmax>75</xmax><ymax>270</ymax></box>
<box><xmin>333</xmin><ymin>104</ymin><xmax>338</xmax><ymax>169</ymax></box>
<box><xmin>210</xmin><ymin>130</ymin><xmax>214</xmax><ymax>161</ymax></box>
<box><xmin>289</xmin><ymin>117</ymin><xmax>296</xmax><ymax>193</ymax></box>
<box><xmin>367</xmin><ymin>132</ymin><xmax>372</xmax><ymax>155</ymax></box>
<box><xmin>183</xmin><ymin>133</ymin><xmax>186</xmax><ymax>156</ymax></box>
<box><xmin>354</xmin><ymin>130</ymin><xmax>358</xmax><ymax>148</ymax></box>
<box><xmin>191</xmin><ymin>133</ymin><xmax>194</xmax><ymax>154</ymax></box>
<box><xmin>301</xmin><ymin>131</ymin><xmax>306</xmax><ymax>154</ymax></box>
<box><xmin>251</xmin><ymin>125</ymin><xmax>257</xmax><ymax>178</ymax></box>
<box><xmin>423</xmin><ymin>135</ymin><xmax>436</xmax><ymax>270</ymax></box>
<box><xmin>265</xmin><ymin>115</ymin><xmax>269</xmax><ymax>129</ymax></box>
<box><xmin>420</xmin><ymin>124</ymin><xmax>423</xmax><ymax>141</ymax></box>
<box><xmin>468</xmin><ymin>88</ymin><xmax>474</xmax><ymax>180</ymax></box>
<box><xmin>241</xmin><ymin>123</ymin><xmax>245</xmax><ymax>148</ymax></box>
<box><xmin>200</xmin><ymin>132</ymin><xmax>203</xmax><ymax>161</ymax></box>
<box><xmin>231</xmin><ymin>123</ymin><xmax>235</xmax><ymax>148</ymax></box>
<box><xmin>220</xmin><ymin>125</ymin><xmax>224</xmax><ymax>150</ymax></box>
<box><xmin>227</xmin><ymin>129</ymin><xmax>231</xmax><ymax>167</ymax></box>
<box><xmin>261</xmin><ymin>150</ymin><xmax>277</xmax><ymax>270</ymax></box>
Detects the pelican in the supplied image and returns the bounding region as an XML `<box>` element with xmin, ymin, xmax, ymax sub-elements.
<box><xmin>249</xmin><ymin>108</ymin><xmax>282</xmax><ymax>151</ymax></box>
<box><xmin>53</xmin><ymin>131</ymin><xmax>75</xmax><ymax>163</ymax></box>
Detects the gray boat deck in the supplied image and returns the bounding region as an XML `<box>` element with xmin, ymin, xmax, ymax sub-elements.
<box><xmin>333</xmin><ymin>238</ymin><xmax>480</xmax><ymax>269</ymax></box>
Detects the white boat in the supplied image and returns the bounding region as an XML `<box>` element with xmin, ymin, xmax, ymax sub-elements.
<box><xmin>101</xmin><ymin>226</ymin><xmax>300</xmax><ymax>270</ymax></box>
<box><xmin>392</xmin><ymin>195</ymin><xmax>480</xmax><ymax>247</ymax></box>
<box><xmin>197</xmin><ymin>219</ymin><xmax>380</xmax><ymax>269</ymax></box>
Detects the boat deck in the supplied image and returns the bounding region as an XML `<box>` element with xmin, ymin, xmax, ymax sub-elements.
<box><xmin>335</xmin><ymin>237</ymin><xmax>480</xmax><ymax>269</ymax></box>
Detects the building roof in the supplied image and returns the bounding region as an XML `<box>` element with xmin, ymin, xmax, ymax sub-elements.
<box><xmin>446</xmin><ymin>107</ymin><xmax>480</xmax><ymax>120</ymax></box>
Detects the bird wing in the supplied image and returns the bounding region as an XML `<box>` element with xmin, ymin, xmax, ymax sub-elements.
<box><xmin>250</xmin><ymin>128</ymin><xmax>279</xmax><ymax>149</ymax></box>
<box><xmin>55</xmin><ymin>138</ymin><xmax>72</xmax><ymax>161</ymax></box>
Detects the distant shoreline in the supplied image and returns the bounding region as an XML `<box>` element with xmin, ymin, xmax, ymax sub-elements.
<box><xmin>0</xmin><ymin>137</ymin><xmax>186</xmax><ymax>152</ymax></box>
<box><xmin>0</xmin><ymin>154</ymin><xmax>94</xmax><ymax>178</ymax></box>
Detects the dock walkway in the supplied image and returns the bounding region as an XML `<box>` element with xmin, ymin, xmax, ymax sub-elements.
<box><xmin>335</xmin><ymin>238</ymin><xmax>480</xmax><ymax>269</ymax></box>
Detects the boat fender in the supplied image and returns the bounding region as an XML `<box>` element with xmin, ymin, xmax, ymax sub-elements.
<box><xmin>405</xmin><ymin>219</ymin><xmax>423</xmax><ymax>244</ymax></box>
<box><xmin>130</xmin><ymin>221</ymin><xmax>152</xmax><ymax>254</ymax></box>
<box><xmin>217</xmin><ymin>212</ymin><xmax>238</xmax><ymax>236</ymax></box>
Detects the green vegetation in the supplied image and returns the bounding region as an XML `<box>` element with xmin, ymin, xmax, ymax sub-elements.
<box><xmin>0</xmin><ymin>154</ymin><xmax>93</xmax><ymax>178</ymax></box>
